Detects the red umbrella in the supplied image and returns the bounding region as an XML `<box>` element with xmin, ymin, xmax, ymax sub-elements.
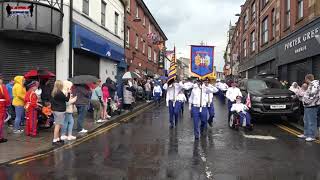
<box><xmin>24</xmin><ymin>69</ymin><xmax>56</xmax><ymax>79</ymax></box>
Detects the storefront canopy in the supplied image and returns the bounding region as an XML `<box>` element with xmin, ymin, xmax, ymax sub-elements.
<box><xmin>73</xmin><ymin>23</ymin><xmax>125</xmax><ymax>62</ymax></box>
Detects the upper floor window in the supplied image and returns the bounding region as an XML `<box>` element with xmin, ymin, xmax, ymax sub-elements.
<box><xmin>114</xmin><ymin>12</ymin><xmax>119</xmax><ymax>35</ymax></box>
<box><xmin>261</xmin><ymin>0</ymin><xmax>269</xmax><ymax>8</ymax></box>
<box><xmin>243</xmin><ymin>39</ymin><xmax>247</xmax><ymax>57</ymax></box>
<box><xmin>135</xmin><ymin>4</ymin><xmax>139</xmax><ymax>18</ymax></box>
<box><xmin>148</xmin><ymin>23</ymin><xmax>151</xmax><ymax>33</ymax></box>
<box><xmin>148</xmin><ymin>46</ymin><xmax>152</xmax><ymax>60</ymax></box>
<box><xmin>251</xmin><ymin>2</ymin><xmax>256</xmax><ymax>22</ymax></box>
<box><xmin>244</xmin><ymin>10</ymin><xmax>249</xmax><ymax>30</ymax></box>
<box><xmin>127</xmin><ymin>0</ymin><xmax>131</xmax><ymax>12</ymax></box>
<box><xmin>135</xmin><ymin>34</ymin><xmax>139</xmax><ymax>50</ymax></box>
<box><xmin>285</xmin><ymin>0</ymin><xmax>291</xmax><ymax>28</ymax></box>
<box><xmin>142</xmin><ymin>41</ymin><xmax>146</xmax><ymax>54</ymax></box>
<box><xmin>126</xmin><ymin>27</ymin><xmax>130</xmax><ymax>47</ymax></box>
<box><xmin>271</xmin><ymin>9</ymin><xmax>276</xmax><ymax>38</ymax></box>
<box><xmin>298</xmin><ymin>0</ymin><xmax>304</xmax><ymax>20</ymax></box>
<box><xmin>154</xmin><ymin>51</ymin><xmax>157</xmax><ymax>63</ymax></box>
<box><xmin>83</xmin><ymin>0</ymin><xmax>89</xmax><ymax>15</ymax></box>
<box><xmin>101</xmin><ymin>1</ymin><xmax>106</xmax><ymax>26</ymax></box>
<box><xmin>250</xmin><ymin>31</ymin><xmax>256</xmax><ymax>52</ymax></box>
<box><xmin>143</xmin><ymin>16</ymin><xmax>146</xmax><ymax>26</ymax></box>
<box><xmin>262</xmin><ymin>17</ymin><xmax>269</xmax><ymax>44</ymax></box>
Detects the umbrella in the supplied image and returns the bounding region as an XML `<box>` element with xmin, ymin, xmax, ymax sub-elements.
<box><xmin>69</xmin><ymin>75</ymin><xmax>99</xmax><ymax>85</ymax></box>
<box><xmin>24</xmin><ymin>69</ymin><xmax>56</xmax><ymax>79</ymax></box>
<box><xmin>122</xmin><ymin>72</ymin><xmax>141</xmax><ymax>79</ymax></box>
<box><xmin>160</xmin><ymin>76</ymin><xmax>168</xmax><ymax>80</ymax></box>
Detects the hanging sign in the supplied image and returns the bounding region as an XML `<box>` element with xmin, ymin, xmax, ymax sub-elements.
<box><xmin>190</xmin><ymin>45</ymin><xmax>214</xmax><ymax>77</ymax></box>
<box><xmin>6</xmin><ymin>4</ymin><xmax>34</xmax><ymax>17</ymax></box>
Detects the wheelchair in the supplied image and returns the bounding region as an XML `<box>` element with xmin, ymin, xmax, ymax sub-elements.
<box><xmin>228</xmin><ymin>111</ymin><xmax>253</xmax><ymax>131</ymax></box>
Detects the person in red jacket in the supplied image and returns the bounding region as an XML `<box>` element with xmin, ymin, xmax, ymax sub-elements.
<box><xmin>0</xmin><ymin>74</ymin><xmax>11</xmax><ymax>143</ymax></box>
<box><xmin>24</xmin><ymin>81</ymin><xmax>39</xmax><ymax>137</ymax></box>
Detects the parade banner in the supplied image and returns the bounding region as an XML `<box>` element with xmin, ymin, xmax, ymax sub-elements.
<box><xmin>190</xmin><ymin>45</ymin><xmax>214</xmax><ymax>77</ymax></box>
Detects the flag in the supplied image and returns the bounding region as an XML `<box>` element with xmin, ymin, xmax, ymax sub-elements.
<box><xmin>246</xmin><ymin>93</ymin><xmax>251</xmax><ymax>108</ymax></box>
<box><xmin>167</xmin><ymin>46</ymin><xmax>177</xmax><ymax>82</ymax></box>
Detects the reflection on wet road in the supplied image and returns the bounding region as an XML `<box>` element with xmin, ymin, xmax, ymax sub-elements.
<box><xmin>1</xmin><ymin>99</ymin><xmax>320</xmax><ymax>180</ymax></box>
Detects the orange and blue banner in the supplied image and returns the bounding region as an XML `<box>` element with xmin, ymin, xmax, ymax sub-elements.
<box><xmin>190</xmin><ymin>45</ymin><xmax>214</xmax><ymax>77</ymax></box>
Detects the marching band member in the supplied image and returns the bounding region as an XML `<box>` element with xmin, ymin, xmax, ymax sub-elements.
<box><xmin>226</xmin><ymin>81</ymin><xmax>242</xmax><ymax>119</ymax></box>
<box><xmin>0</xmin><ymin>75</ymin><xmax>11</xmax><ymax>143</ymax></box>
<box><xmin>205</xmin><ymin>79</ymin><xmax>218</xmax><ymax>127</ymax></box>
<box><xmin>164</xmin><ymin>79</ymin><xmax>183</xmax><ymax>128</ymax></box>
<box><xmin>215</xmin><ymin>79</ymin><xmax>228</xmax><ymax>103</ymax></box>
<box><xmin>189</xmin><ymin>79</ymin><xmax>216</xmax><ymax>140</ymax></box>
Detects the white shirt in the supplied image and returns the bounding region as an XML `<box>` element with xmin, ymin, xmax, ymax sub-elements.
<box><xmin>153</xmin><ymin>85</ymin><xmax>162</xmax><ymax>96</ymax></box>
<box><xmin>165</xmin><ymin>83</ymin><xmax>183</xmax><ymax>103</ymax></box>
<box><xmin>231</xmin><ymin>103</ymin><xmax>248</xmax><ymax>113</ymax></box>
<box><xmin>183</xmin><ymin>82</ymin><xmax>194</xmax><ymax>90</ymax></box>
<box><xmin>189</xmin><ymin>84</ymin><xmax>212</xmax><ymax>107</ymax></box>
<box><xmin>207</xmin><ymin>84</ymin><xmax>218</xmax><ymax>105</ymax></box>
<box><xmin>216</xmin><ymin>82</ymin><xmax>228</xmax><ymax>91</ymax></box>
<box><xmin>226</xmin><ymin>87</ymin><xmax>242</xmax><ymax>102</ymax></box>
<box><xmin>176</xmin><ymin>93</ymin><xmax>187</xmax><ymax>102</ymax></box>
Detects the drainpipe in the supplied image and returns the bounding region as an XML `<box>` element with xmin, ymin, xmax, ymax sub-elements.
<box><xmin>69</xmin><ymin>0</ymin><xmax>73</xmax><ymax>78</ymax></box>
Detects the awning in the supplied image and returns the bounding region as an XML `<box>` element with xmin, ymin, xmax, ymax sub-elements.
<box><xmin>73</xmin><ymin>23</ymin><xmax>125</xmax><ymax>62</ymax></box>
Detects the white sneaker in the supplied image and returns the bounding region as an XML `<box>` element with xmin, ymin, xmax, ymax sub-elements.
<box><xmin>96</xmin><ymin>119</ymin><xmax>104</xmax><ymax>123</ymax></box>
<box><xmin>79</xmin><ymin>129</ymin><xmax>88</xmax><ymax>134</ymax></box>
<box><xmin>306</xmin><ymin>137</ymin><xmax>316</xmax><ymax>142</ymax></box>
<box><xmin>106</xmin><ymin>115</ymin><xmax>111</xmax><ymax>119</ymax></box>
<box><xmin>297</xmin><ymin>134</ymin><xmax>306</xmax><ymax>139</ymax></box>
<box><xmin>61</xmin><ymin>135</ymin><xmax>68</xmax><ymax>141</ymax></box>
<box><xmin>67</xmin><ymin>136</ymin><xmax>77</xmax><ymax>141</ymax></box>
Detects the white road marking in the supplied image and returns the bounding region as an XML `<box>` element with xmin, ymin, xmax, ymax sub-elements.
<box><xmin>242</xmin><ymin>134</ymin><xmax>277</xmax><ymax>140</ymax></box>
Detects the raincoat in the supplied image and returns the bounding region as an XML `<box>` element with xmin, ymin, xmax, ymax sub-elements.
<box><xmin>12</xmin><ymin>76</ymin><xmax>26</xmax><ymax>106</ymax></box>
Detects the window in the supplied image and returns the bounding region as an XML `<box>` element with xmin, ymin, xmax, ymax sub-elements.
<box><xmin>114</xmin><ymin>12</ymin><xmax>119</xmax><ymax>35</ymax></box>
<box><xmin>243</xmin><ymin>40</ymin><xmax>247</xmax><ymax>57</ymax></box>
<box><xmin>298</xmin><ymin>0</ymin><xmax>304</xmax><ymax>19</ymax></box>
<box><xmin>142</xmin><ymin>41</ymin><xmax>146</xmax><ymax>54</ymax></box>
<box><xmin>83</xmin><ymin>0</ymin><xmax>89</xmax><ymax>15</ymax></box>
<box><xmin>251</xmin><ymin>2</ymin><xmax>256</xmax><ymax>22</ymax></box>
<box><xmin>244</xmin><ymin>10</ymin><xmax>249</xmax><ymax>30</ymax></box>
<box><xmin>127</xmin><ymin>0</ymin><xmax>130</xmax><ymax>12</ymax></box>
<box><xmin>148</xmin><ymin>46</ymin><xmax>152</xmax><ymax>60</ymax></box>
<box><xmin>101</xmin><ymin>1</ymin><xmax>106</xmax><ymax>26</ymax></box>
<box><xmin>148</xmin><ymin>23</ymin><xmax>151</xmax><ymax>33</ymax></box>
<box><xmin>135</xmin><ymin>4</ymin><xmax>139</xmax><ymax>18</ymax></box>
<box><xmin>126</xmin><ymin>27</ymin><xmax>130</xmax><ymax>47</ymax></box>
<box><xmin>143</xmin><ymin>16</ymin><xmax>146</xmax><ymax>26</ymax></box>
<box><xmin>250</xmin><ymin>31</ymin><xmax>256</xmax><ymax>52</ymax></box>
<box><xmin>285</xmin><ymin>0</ymin><xmax>291</xmax><ymax>27</ymax></box>
<box><xmin>262</xmin><ymin>17</ymin><xmax>269</xmax><ymax>44</ymax></box>
<box><xmin>135</xmin><ymin>34</ymin><xmax>139</xmax><ymax>50</ymax></box>
<box><xmin>272</xmin><ymin>9</ymin><xmax>276</xmax><ymax>38</ymax></box>
<box><xmin>154</xmin><ymin>51</ymin><xmax>157</xmax><ymax>63</ymax></box>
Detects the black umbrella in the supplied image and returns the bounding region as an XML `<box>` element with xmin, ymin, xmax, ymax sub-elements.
<box><xmin>69</xmin><ymin>75</ymin><xmax>99</xmax><ymax>85</ymax></box>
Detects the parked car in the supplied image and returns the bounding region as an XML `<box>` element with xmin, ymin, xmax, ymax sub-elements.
<box><xmin>238</xmin><ymin>77</ymin><xmax>300</xmax><ymax>122</ymax></box>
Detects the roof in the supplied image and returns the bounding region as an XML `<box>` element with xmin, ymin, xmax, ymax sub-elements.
<box><xmin>137</xmin><ymin>0</ymin><xmax>168</xmax><ymax>40</ymax></box>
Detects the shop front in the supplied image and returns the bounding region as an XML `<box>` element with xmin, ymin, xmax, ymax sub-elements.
<box><xmin>0</xmin><ymin>1</ymin><xmax>63</xmax><ymax>81</ymax></box>
<box><xmin>72</xmin><ymin>23</ymin><xmax>126</xmax><ymax>82</ymax></box>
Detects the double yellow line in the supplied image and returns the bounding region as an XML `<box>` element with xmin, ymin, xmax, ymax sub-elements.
<box><xmin>275</xmin><ymin>124</ymin><xmax>320</xmax><ymax>144</ymax></box>
<box><xmin>9</xmin><ymin>103</ymin><xmax>154</xmax><ymax>165</ymax></box>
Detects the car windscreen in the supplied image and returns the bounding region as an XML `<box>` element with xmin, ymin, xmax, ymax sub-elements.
<box><xmin>247</xmin><ymin>79</ymin><xmax>281</xmax><ymax>91</ymax></box>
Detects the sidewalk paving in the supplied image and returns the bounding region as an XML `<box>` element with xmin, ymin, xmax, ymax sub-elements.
<box><xmin>0</xmin><ymin>101</ymin><xmax>153</xmax><ymax>164</ymax></box>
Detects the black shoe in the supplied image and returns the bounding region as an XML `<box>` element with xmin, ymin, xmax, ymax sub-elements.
<box><xmin>208</xmin><ymin>121</ymin><xmax>213</xmax><ymax>127</ymax></box>
<box><xmin>58</xmin><ymin>140</ymin><xmax>65</xmax><ymax>145</ymax></box>
<box><xmin>169</xmin><ymin>125</ymin><xmax>174</xmax><ymax>129</ymax></box>
<box><xmin>195</xmin><ymin>136</ymin><xmax>199</xmax><ymax>141</ymax></box>
<box><xmin>0</xmin><ymin>138</ymin><xmax>8</xmax><ymax>143</ymax></box>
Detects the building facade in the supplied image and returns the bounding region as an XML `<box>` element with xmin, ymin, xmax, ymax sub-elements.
<box><xmin>230</xmin><ymin>0</ymin><xmax>320</xmax><ymax>84</ymax></box>
<box><xmin>0</xmin><ymin>0</ymin><xmax>127</xmax><ymax>83</ymax></box>
<box><xmin>125</xmin><ymin>0</ymin><xmax>167</xmax><ymax>77</ymax></box>
<box><xmin>177</xmin><ymin>57</ymin><xmax>191</xmax><ymax>79</ymax></box>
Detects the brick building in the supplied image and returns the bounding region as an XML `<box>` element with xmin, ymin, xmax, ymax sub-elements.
<box><xmin>125</xmin><ymin>0</ymin><xmax>167</xmax><ymax>77</ymax></box>
<box><xmin>229</xmin><ymin>0</ymin><xmax>320</xmax><ymax>84</ymax></box>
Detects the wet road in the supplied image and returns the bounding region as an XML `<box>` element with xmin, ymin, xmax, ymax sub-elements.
<box><xmin>1</xmin><ymin>99</ymin><xmax>320</xmax><ymax>180</ymax></box>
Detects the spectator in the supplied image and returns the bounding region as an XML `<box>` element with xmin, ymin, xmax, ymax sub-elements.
<box><xmin>91</xmin><ymin>80</ymin><xmax>104</xmax><ymax>123</ymax></box>
<box><xmin>123</xmin><ymin>80</ymin><xmax>135</xmax><ymax>111</ymax></box>
<box><xmin>51</xmin><ymin>80</ymin><xmax>70</xmax><ymax>145</ymax></box>
<box><xmin>102</xmin><ymin>84</ymin><xmax>111</xmax><ymax>119</ymax></box>
<box><xmin>41</xmin><ymin>79</ymin><xmax>54</xmax><ymax>103</ymax></box>
<box><xmin>298</xmin><ymin>83</ymin><xmax>308</xmax><ymax>101</ymax></box>
<box><xmin>289</xmin><ymin>82</ymin><xmax>300</xmax><ymax>95</ymax></box>
<box><xmin>61</xmin><ymin>80</ymin><xmax>77</xmax><ymax>141</ymax></box>
<box><xmin>144</xmin><ymin>80</ymin><xmax>152</xmax><ymax>102</ymax></box>
<box><xmin>153</xmin><ymin>82</ymin><xmax>162</xmax><ymax>106</ymax></box>
<box><xmin>24</xmin><ymin>81</ymin><xmax>40</xmax><ymax>137</ymax></box>
<box><xmin>298</xmin><ymin>74</ymin><xmax>320</xmax><ymax>142</ymax></box>
<box><xmin>104</xmin><ymin>78</ymin><xmax>116</xmax><ymax>100</ymax></box>
<box><xmin>0</xmin><ymin>75</ymin><xmax>11</xmax><ymax>143</ymax></box>
<box><xmin>6</xmin><ymin>79</ymin><xmax>14</xmax><ymax>126</ymax></box>
<box><xmin>73</xmin><ymin>84</ymin><xmax>91</xmax><ymax>134</ymax></box>
<box><xmin>12</xmin><ymin>76</ymin><xmax>26</xmax><ymax>134</ymax></box>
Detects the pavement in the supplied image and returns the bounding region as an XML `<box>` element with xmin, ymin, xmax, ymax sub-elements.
<box><xmin>0</xmin><ymin>101</ymin><xmax>152</xmax><ymax>164</ymax></box>
<box><xmin>1</xmin><ymin>98</ymin><xmax>320</xmax><ymax>180</ymax></box>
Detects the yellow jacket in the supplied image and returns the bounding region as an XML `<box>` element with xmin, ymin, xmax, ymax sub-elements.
<box><xmin>12</xmin><ymin>76</ymin><xmax>26</xmax><ymax>106</ymax></box>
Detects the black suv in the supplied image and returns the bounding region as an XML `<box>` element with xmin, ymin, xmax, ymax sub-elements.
<box><xmin>239</xmin><ymin>78</ymin><xmax>300</xmax><ymax>121</ymax></box>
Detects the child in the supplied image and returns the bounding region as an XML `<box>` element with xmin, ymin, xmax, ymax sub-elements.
<box><xmin>230</xmin><ymin>96</ymin><xmax>253</xmax><ymax>130</ymax></box>
<box><xmin>24</xmin><ymin>81</ymin><xmax>40</xmax><ymax>137</ymax></box>
<box><xmin>42</xmin><ymin>102</ymin><xmax>53</xmax><ymax>128</ymax></box>
<box><xmin>175</xmin><ymin>90</ymin><xmax>187</xmax><ymax>119</ymax></box>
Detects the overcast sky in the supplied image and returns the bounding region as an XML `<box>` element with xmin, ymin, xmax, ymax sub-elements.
<box><xmin>144</xmin><ymin>0</ymin><xmax>244</xmax><ymax>72</ymax></box>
